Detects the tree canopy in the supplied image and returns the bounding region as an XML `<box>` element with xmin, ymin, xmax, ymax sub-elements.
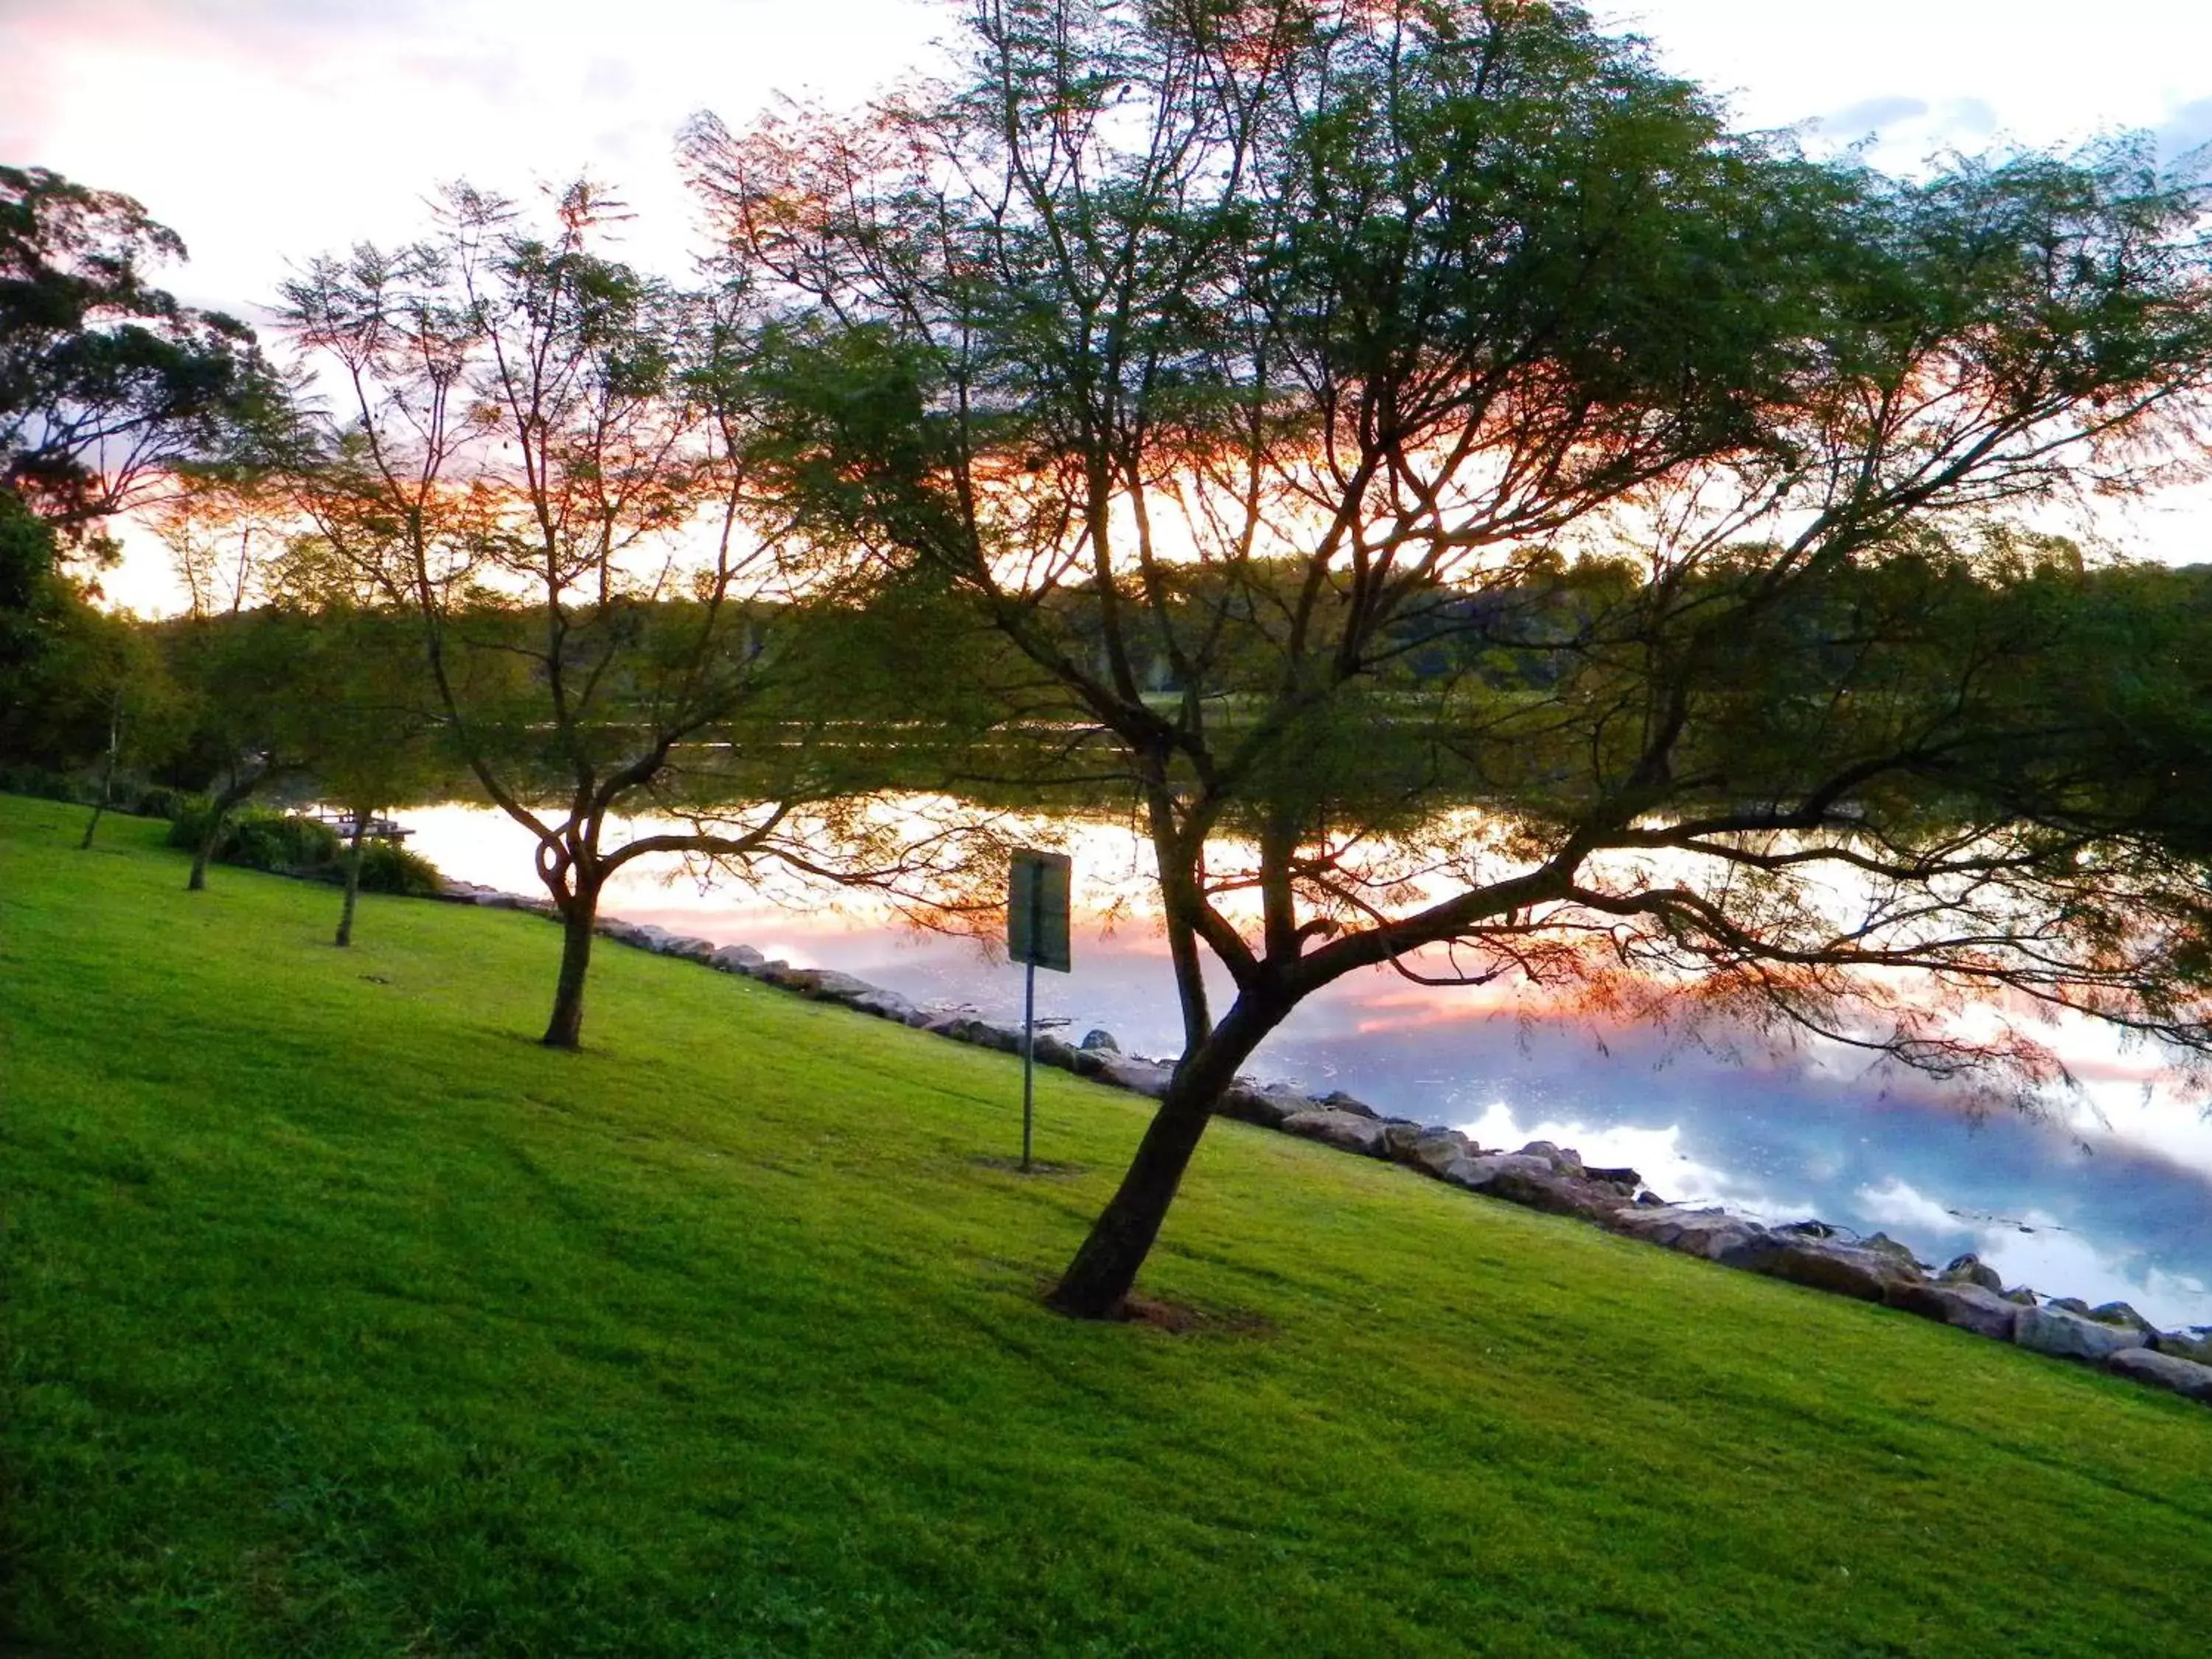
<box><xmin>1</xmin><ymin>163</ymin><xmax>284</xmax><ymax>532</ymax></box>
<box><xmin>691</xmin><ymin>0</ymin><xmax>2212</xmax><ymax>1315</ymax></box>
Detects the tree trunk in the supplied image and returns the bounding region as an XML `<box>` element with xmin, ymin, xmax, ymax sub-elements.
<box><xmin>187</xmin><ymin>815</ymin><xmax>222</xmax><ymax>891</ymax></box>
<box><xmin>541</xmin><ymin>876</ymin><xmax>601</xmax><ymax>1049</ymax></box>
<box><xmin>79</xmin><ymin>701</ymin><xmax>121</xmax><ymax>850</ymax></box>
<box><xmin>1047</xmin><ymin>992</ymin><xmax>1284</xmax><ymax>1318</ymax></box>
<box><xmin>334</xmin><ymin>813</ymin><xmax>369</xmax><ymax>947</ymax></box>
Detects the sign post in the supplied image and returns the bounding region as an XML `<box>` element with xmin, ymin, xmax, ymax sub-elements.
<box><xmin>1006</xmin><ymin>849</ymin><xmax>1072</xmax><ymax>1172</ymax></box>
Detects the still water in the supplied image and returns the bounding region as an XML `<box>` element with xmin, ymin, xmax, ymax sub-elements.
<box><xmin>405</xmin><ymin>804</ymin><xmax>2212</xmax><ymax>1330</ymax></box>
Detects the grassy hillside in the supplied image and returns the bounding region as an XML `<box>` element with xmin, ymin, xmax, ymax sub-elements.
<box><xmin>3</xmin><ymin>792</ymin><xmax>2208</xmax><ymax>1658</ymax></box>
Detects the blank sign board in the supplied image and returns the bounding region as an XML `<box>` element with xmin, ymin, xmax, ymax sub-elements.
<box><xmin>1007</xmin><ymin>849</ymin><xmax>1072</xmax><ymax>973</ymax></box>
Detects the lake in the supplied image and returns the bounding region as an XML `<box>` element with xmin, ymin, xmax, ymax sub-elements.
<box><xmin>402</xmin><ymin>803</ymin><xmax>2212</xmax><ymax>1330</ymax></box>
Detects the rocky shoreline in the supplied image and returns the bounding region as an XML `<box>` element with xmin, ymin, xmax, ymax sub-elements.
<box><xmin>438</xmin><ymin>879</ymin><xmax>2212</xmax><ymax>1408</ymax></box>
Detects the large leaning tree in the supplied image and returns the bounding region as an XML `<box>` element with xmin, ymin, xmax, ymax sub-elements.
<box><xmin>277</xmin><ymin>182</ymin><xmax>979</xmax><ymax>1048</ymax></box>
<box><xmin>691</xmin><ymin>0</ymin><xmax>2212</xmax><ymax>1317</ymax></box>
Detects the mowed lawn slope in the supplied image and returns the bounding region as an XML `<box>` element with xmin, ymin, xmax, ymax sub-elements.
<box><xmin>2</xmin><ymin>794</ymin><xmax>2208</xmax><ymax>1658</ymax></box>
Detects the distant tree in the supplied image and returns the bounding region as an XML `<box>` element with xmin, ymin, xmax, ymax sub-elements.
<box><xmin>295</xmin><ymin>608</ymin><xmax>445</xmax><ymax>945</ymax></box>
<box><xmin>1</xmin><ymin>164</ymin><xmax>285</xmax><ymax>534</ymax></box>
<box><xmin>278</xmin><ymin>183</ymin><xmax>972</xmax><ymax>1046</ymax></box>
<box><xmin>161</xmin><ymin>608</ymin><xmax>317</xmax><ymax>891</ymax></box>
<box><xmin>700</xmin><ymin>0</ymin><xmax>2212</xmax><ymax>1316</ymax></box>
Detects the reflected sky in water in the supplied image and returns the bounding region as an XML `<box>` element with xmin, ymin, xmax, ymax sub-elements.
<box><xmin>407</xmin><ymin>805</ymin><xmax>2212</xmax><ymax>1329</ymax></box>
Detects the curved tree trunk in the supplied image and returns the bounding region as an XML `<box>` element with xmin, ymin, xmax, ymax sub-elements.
<box><xmin>79</xmin><ymin>701</ymin><xmax>122</xmax><ymax>850</ymax></box>
<box><xmin>1047</xmin><ymin>992</ymin><xmax>1284</xmax><ymax>1318</ymax></box>
<box><xmin>187</xmin><ymin>815</ymin><xmax>223</xmax><ymax>891</ymax></box>
<box><xmin>334</xmin><ymin>813</ymin><xmax>369</xmax><ymax>947</ymax></box>
<box><xmin>541</xmin><ymin>873</ymin><xmax>602</xmax><ymax>1050</ymax></box>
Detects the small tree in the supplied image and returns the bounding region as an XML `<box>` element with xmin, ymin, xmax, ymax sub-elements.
<box><xmin>702</xmin><ymin>0</ymin><xmax>2212</xmax><ymax>1315</ymax></box>
<box><xmin>279</xmin><ymin>183</ymin><xmax>956</xmax><ymax>1046</ymax></box>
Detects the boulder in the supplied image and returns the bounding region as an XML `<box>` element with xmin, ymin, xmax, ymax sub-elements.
<box><xmin>1717</xmin><ymin>1235</ymin><xmax>1916</xmax><ymax>1301</ymax></box>
<box><xmin>922</xmin><ymin>1013</ymin><xmax>1020</xmax><ymax>1052</ymax></box>
<box><xmin>1859</xmin><ymin>1232</ymin><xmax>1927</xmax><ymax>1273</ymax></box>
<box><xmin>1882</xmin><ymin>1280</ymin><xmax>2023</xmax><ymax>1343</ymax></box>
<box><xmin>2015</xmin><ymin>1304</ymin><xmax>2144</xmax><ymax>1364</ymax></box>
<box><xmin>1217</xmin><ymin>1079</ymin><xmax>1307</xmax><ymax>1129</ymax></box>
<box><xmin>595</xmin><ymin>919</ymin><xmax>650</xmax><ymax>947</ymax></box>
<box><xmin>793</xmin><ymin>969</ymin><xmax>877</xmax><ymax>1002</ymax></box>
<box><xmin>707</xmin><ymin>943</ymin><xmax>766</xmax><ymax>974</ymax></box>
<box><xmin>2152</xmin><ymin>1329</ymin><xmax>2212</xmax><ymax>1366</ymax></box>
<box><xmin>1380</xmin><ymin>1120</ymin><xmax>1429</xmax><ymax>1161</ymax></box>
<box><xmin>654</xmin><ymin>935</ymin><xmax>717</xmax><ymax>963</ymax></box>
<box><xmin>1094</xmin><ymin>1054</ymin><xmax>1177</xmax><ymax>1098</ymax></box>
<box><xmin>1403</xmin><ymin>1128</ymin><xmax>1473</xmax><ymax>1178</ymax></box>
<box><xmin>2048</xmin><ymin>1296</ymin><xmax>2093</xmax><ymax>1318</ymax></box>
<box><xmin>846</xmin><ymin>987</ymin><xmax>919</xmax><ymax>1023</ymax></box>
<box><xmin>1279</xmin><ymin>1109</ymin><xmax>1391</xmax><ymax>1158</ymax></box>
<box><xmin>1607</xmin><ymin>1204</ymin><xmax>1764</xmax><ymax>1261</ymax></box>
<box><xmin>1511</xmin><ymin>1141</ymin><xmax>1585</xmax><ymax>1178</ymax></box>
<box><xmin>2105</xmin><ymin>1347</ymin><xmax>2212</xmax><ymax>1402</ymax></box>
<box><xmin>1775</xmin><ymin>1220</ymin><xmax>1839</xmax><ymax>1240</ymax></box>
<box><xmin>2087</xmin><ymin>1301</ymin><xmax>2156</xmax><ymax>1338</ymax></box>
<box><xmin>1938</xmin><ymin>1253</ymin><xmax>2003</xmax><ymax>1293</ymax></box>
<box><xmin>1079</xmin><ymin>1028</ymin><xmax>1121</xmax><ymax>1053</ymax></box>
<box><xmin>1580</xmin><ymin>1165</ymin><xmax>1644</xmax><ymax>1194</ymax></box>
<box><xmin>630</xmin><ymin>923</ymin><xmax>672</xmax><ymax>947</ymax></box>
<box><xmin>1477</xmin><ymin>1164</ymin><xmax>1632</xmax><ymax>1223</ymax></box>
<box><xmin>2000</xmin><ymin>1286</ymin><xmax>2037</xmax><ymax>1307</ymax></box>
<box><xmin>1317</xmin><ymin>1090</ymin><xmax>1380</xmax><ymax>1121</ymax></box>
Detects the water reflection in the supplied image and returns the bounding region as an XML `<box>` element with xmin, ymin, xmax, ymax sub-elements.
<box><xmin>403</xmin><ymin>804</ymin><xmax>2212</xmax><ymax>1329</ymax></box>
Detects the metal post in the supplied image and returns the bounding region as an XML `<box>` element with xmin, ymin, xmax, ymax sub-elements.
<box><xmin>1020</xmin><ymin>873</ymin><xmax>1041</xmax><ymax>1172</ymax></box>
<box><xmin>1020</xmin><ymin>954</ymin><xmax>1037</xmax><ymax>1172</ymax></box>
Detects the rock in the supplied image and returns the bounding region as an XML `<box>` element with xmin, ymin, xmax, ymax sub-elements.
<box><xmin>2001</xmin><ymin>1286</ymin><xmax>2037</xmax><ymax>1306</ymax></box>
<box><xmin>1079</xmin><ymin>1028</ymin><xmax>1120</xmax><ymax>1053</ymax></box>
<box><xmin>1380</xmin><ymin>1120</ymin><xmax>1429</xmax><ymax>1161</ymax></box>
<box><xmin>1776</xmin><ymin>1220</ymin><xmax>1838</xmax><ymax>1240</ymax></box>
<box><xmin>1860</xmin><ymin>1232</ymin><xmax>1927</xmax><ymax>1273</ymax></box>
<box><xmin>1095</xmin><ymin>1054</ymin><xmax>1177</xmax><ymax>1097</ymax></box>
<box><xmin>1717</xmin><ymin>1235</ymin><xmax>1915</xmax><ymax>1301</ymax></box>
<box><xmin>596</xmin><ymin>919</ymin><xmax>650</xmax><ymax>947</ymax></box>
<box><xmin>922</xmin><ymin>1013</ymin><xmax>1020</xmax><ymax>1052</ymax></box>
<box><xmin>2105</xmin><ymin>1347</ymin><xmax>2212</xmax><ymax>1402</ymax></box>
<box><xmin>655</xmin><ymin>936</ymin><xmax>717</xmax><ymax>963</ymax></box>
<box><xmin>1478</xmin><ymin>1165</ymin><xmax>1632</xmax><ymax>1223</ymax></box>
<box><xmin>794</xmin><ymin>969</ymin><xmax>877</xmax><ymax>1001</ymax></box>
<box><xmin>1938</xmin><ymin>1253</ymin><xmax>2003</xmax><ymax>1293</ymax></box>
<box><xmin>2048</xmin><ymin>1296</ymin><xmax>2093</xmax><ymax>1318</ymax></box>
<box><xmin>1217</xmin><ymin>1079</ymin><xmax>1306</xmax><ymax>1129</ymax></box>
<box><xmin>1318</xmin><ymin>1090</ymin><xmax>1380</xmax><ymax>1121</ymax></box>
<box><xmin>630</xmin><ymin>922</ymin><xmax>672</xmax><ymax>947</ymax></box>
<box><xmin>1607</xmin><ymin>1204</ymin><xmax>1761</xmax><ymax>1260</ymax></box>
<box><xmin>2087</xmin><ymin>1301</ymin><xmax>2156</xmax><ymax>1337</ymax></box>
<box><xmin>2016</xmin><ymin>1304</ymin><xmax>2144</xmax><ymax>1363</ymax></box>
<box><xmin>1882</xmin><ymin>1280</ymin><xmax>2023</xmax><ymax>1342</ymax></box>
<box><xmin>1580</xmin><ymin>1165</ymin><xmax>1643</xmax><ymax>1193</ymax></box>
<box><xmin>1405</xmin><ymin>1128</ymin><xmax>1473</xmax><ymax>1178</ymax></box>
<box><xmin>846</xmin><ymin>987</ymin><xmax>919</xmax><ymax>1023</ymax></box>
<box><xmin>1439</xmin><ymin>1151</ymin><xmax>1550</xmax><ymax>1189</ymax></box>
<box><xmin>708</xmin><ymin>943</ymin><xmax>766</xmax><ymax>973</ymax></box>
<box><xmin>2152</xmin><ymin>1329</ymin><xmax>2212</xmax><ymax>1366</ymax></box>
<box><xmin>1279</xmin><ymin>1109</ymin><xmax>1391</xmax><ymax>1158</ymax></box>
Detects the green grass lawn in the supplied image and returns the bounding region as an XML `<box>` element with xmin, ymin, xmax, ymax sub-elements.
<box><xmin>3</xmin><ymin>792</ymin><xmax>2208</xmax><ymax>1658</ymax></box>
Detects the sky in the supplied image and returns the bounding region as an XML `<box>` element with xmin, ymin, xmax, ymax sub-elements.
<box><xmin>8</xmin><ymin>0</ymin><xmax>2212</xmax><ymax>601</ymax></box>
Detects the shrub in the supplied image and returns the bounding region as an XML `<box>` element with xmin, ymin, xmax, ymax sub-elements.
<box><xmin>354</xmin><ymin>840</ymin><xmax>443</xmax><ymax>896</ymax></box>
<box><xmin>130</xmin><ymin>785</ymin><xmax>189</xmax><ymax>821</ymax></box>
<box><xmin>167</xmin><ymin>804</ymin><xmax>340</xmax><ymax>874</ymax></box>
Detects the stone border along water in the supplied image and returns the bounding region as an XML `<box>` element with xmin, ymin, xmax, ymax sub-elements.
<box><xmin>437</xmin><ymin>879</ymin><xmax>2212</xmax><ymax>1405</ymax></box>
